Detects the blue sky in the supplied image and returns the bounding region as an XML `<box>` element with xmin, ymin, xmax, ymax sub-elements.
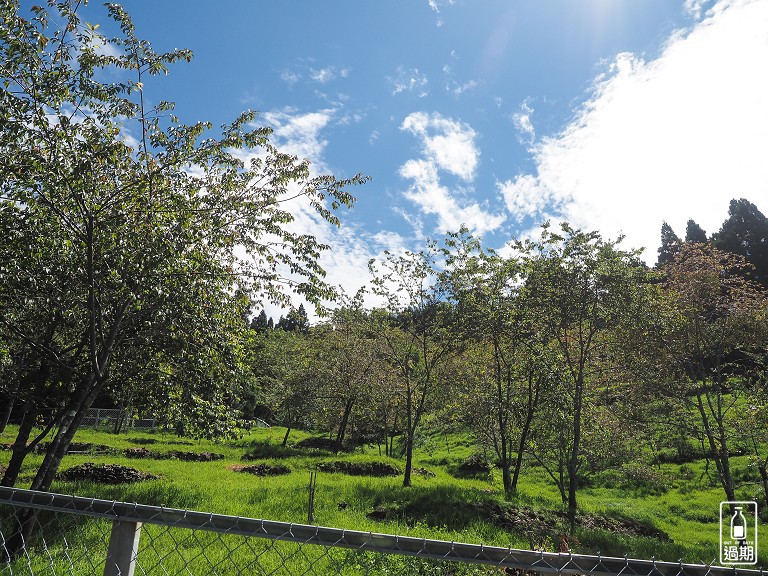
<box><xmin>63</xmin><ymin>0</ymin><xmax>768</xmax><ymax>315</ymax></box>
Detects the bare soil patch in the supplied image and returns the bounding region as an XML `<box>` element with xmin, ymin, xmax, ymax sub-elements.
<box><xmin>317</xmin><ymin>460</ymin><xmax>400</xmax><ymax>477</ymax></box>
<box><xmin>60</xmin><ymin>462</ymin><xmax>159</xmax><ymax>484</ymax></box>
<box><xmin>229</xmin><ymin>463</ymin><xmax>291</xmax><ymax>476</ymax></box>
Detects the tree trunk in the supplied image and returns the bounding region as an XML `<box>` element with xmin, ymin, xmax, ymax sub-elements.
<box><xmin>282</xmin><ymin>425</ymin><xmax>292</xmax><ymax>447</ymax></box>
<box><xmin>511</xmin><ymin>370</ymin><xmax>539</xmax><ymax>493</ymax></box>
<box><xmin>696</xmin><ymin>392</ymin><xmax>736</xmax><ymax>503</ymax></box>
<box><xmin>0</xmin><ymin>387</ymin><xmax>17</xmax><ymax>433</ymax></box>
<box><xmin>403</xmin><ymin>429</ymin><xmax>414</xmax><ymax>487</ymax></box>
<box><xmin>567</xmin><ymin>379</ymin><xmax>584</xmax><ymax>529</ymax></box>
<box><xmin>335</xmin><ymin>397</ymin><xmax>354</xmax><ymax>452</ymax></box>
<box><xmin>403</xmin><ymin>376</ymin><xmax>414</xmax><ymax>487</ymax></box>
<box><xmin>1</xmin><ymin>404</ymin><xmax>36</xmax><ymax>487</ymax></box>
<box><xmin>30</xmin><ymin>381</ymin><xmax>98</xmax><ymax>492</ymax></box>
<box><xmin>501</xmin><ymin>456</ymin><xmax>512</xmax><ymax>497</ymax></box>
<box><xmin>758</xmin><ymin>461</ymin><xmax>768</xmax><ymax>511</ymax></box>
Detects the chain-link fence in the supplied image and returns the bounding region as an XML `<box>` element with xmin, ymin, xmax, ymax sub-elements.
<box><xmin>0</xmin><ymin>486</ymin><xmax>764</xmax><ymax>575</ymax></box>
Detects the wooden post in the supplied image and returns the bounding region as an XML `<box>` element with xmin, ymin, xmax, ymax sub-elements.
<box><xmin>103</xmin><ymin>520</ymin><xmax>141</xmax><ymax>576</ymax></box>
<box><xmin>307</xmin><ymin>471</ymin><xmax>317</xmax><ymax>524</ymax></box>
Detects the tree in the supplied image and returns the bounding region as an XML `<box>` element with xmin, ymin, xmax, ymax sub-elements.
<box><xmin>276</xmin><ymin>304</ymin><xmax>310</xmax><ymax>333</ymax></box>
<box><xmin>712</xmin><ymin>198</ymin><xmax>768</xmax><ymax>286</ymax></box>
<box><xmin>442</xmin><ymin>230</ymin><xmax>549</xmax><ymax>497</ymax></box>
<box><xmin>658</xmin><ymin>243</ymin><xmax>768</xmax><ymax>504</ymax></box>
<box><xmin>369</xmin><ymin>246</ymin><xmax>456</xmax><ymax>487</ymax></box>
<box><xmin>250</xmin><ymin>310</ymin><xmax>270</xmax><ymax>332</ymax></box>
<box><xmin>309</xmin><ymin>293</ymin><xmax>383</xmax><ymax>450</ymax></box>
<box><xmin>0</xmin><ymin>0</ymin><xmax>365</xmax><ymax>496</ymax></box>
<box><xmin>524</xmin><ymin>223</ymin><xmax>651</xmax><ymax>527</ymax></box>
<box><xmin>657</xmin><ymin>221</ymin><xmax>681</xmax><ymax>267</ymax></box>
<box><xmin>685</xmin><ymin>219</ymin><xmax>708</xmax><ymax>244</ymax></box>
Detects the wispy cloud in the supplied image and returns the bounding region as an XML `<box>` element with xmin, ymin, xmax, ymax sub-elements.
<box><xmin>511</xmin><ymin>99</ymin><xmax>535</xmax><ymax>146</ymax></box>
<box><xmin>399</xmin><ymin>112</ymin><xmax>505</xmax><ymax>235</ymax></box>
<box><xmin>279</xmin><ymin>63</ymin><xmax>349</xmax><ymax>88</ymax></box>
<box><xmin>500</xmin><ymin>0</ymin><xmax>768</xmax><ymax>262</ymax></box>
<box><xmin>428</xmin><ymin>0</ymin><xmax>455</xmax><ymax>27</ymax></box>
<box><xmin>279</xmin><ymin>69</ymin><xmax>301</xmax><ymax>86</ymax></box>
<box><xmin>263</xmin><ymin>108</ymin><xmax>334</xmax><ymax>169</ymax></box>
<box><xmin>684</xmin><ymin>0</ymin><xmax>714</xmax><ymax>19</ymax></box>
<box><xmin>388</xmin><ymin>67</ymin><xmax>429</xmax><ymax>97</ymax></box>
<box><xmin>310</xmin><ymin>67</ymin><xmax>336</xmax><ymax>84</ymax></box>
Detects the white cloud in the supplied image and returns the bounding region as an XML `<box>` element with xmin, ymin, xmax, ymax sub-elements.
<box><xmin>448</xmin><ymin>79</ymin><xmax>480</xmax><ymax>96</ymax></box>
<box><xmin>388</xmin><ymin>67</ymin><xmax>430</xmax><ymax>97</ymax></box>
<box><xmin>262</xmin><ymin>109</ymin><xmax>334</xmax><ymax>168</ymax></box>
<box><xmin>399</xmin><ymin>112</ymin><xmax>506</xmax><ymax>236</ymax></box>
<box><xmin>501</xmin><ymin>0</ymin><xmax>768</xmax><ymax>263</ymax></box>
<box><xmin>242</xmin><ymin>108</ymin><xmax>412</xmax><ymax>321</ymax></box>
<box><xmin>401</xmin><ymin>111</ymin><xmax>479</xmax><ymax>180</ymax></box>
<box><xmin>500</xmin><ymin>174</ymin><xmax>559</xmax><ymax>223</ymax></box>
<box><xmin>279</xmin><ymin>70</ymin><xmax>301</xmax><ymax>86</ymax></box>
<box><xmin>511</xmin><ymin>99</ymin><xmax>535</xmax><ymax>145</ymax></box>
<box><xmin>685</xmin><ymin>0</ymin><xmax>714</xmax><ymax>19</ymax></box>
<box><xmin>310</xmin><ymin>67</ymin><xmax>336</xmax><ymax>84</ymax></box>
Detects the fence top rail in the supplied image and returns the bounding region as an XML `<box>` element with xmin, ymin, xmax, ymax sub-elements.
<box><xmin>0</xmin><ymin>486</ymin><xmax>762</xmax><ymax>576</ymax></box>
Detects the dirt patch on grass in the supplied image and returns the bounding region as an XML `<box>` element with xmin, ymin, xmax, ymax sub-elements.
<box><xmin>317</xmin><ymin>460</ymin><xmax>400</xmax><ymax>477</ymax></box>
<box><xmin>124</xmin><ymin>447</ymin><xmax>224</xmax><ymax>461</ymax></box>
<box><xmin>230</xmin><ymin>463</ymin><xmax>291</xmax><ymax>476</ymax></box>
<box><xmin>367</xmin><ymin>499</ymin><xmax>668</xmax><ymax>542</ymax></box>
<box><xmin>61</xmin><ymin>462</ymin><xmax>159</xmax><ymax>484</ymax></box>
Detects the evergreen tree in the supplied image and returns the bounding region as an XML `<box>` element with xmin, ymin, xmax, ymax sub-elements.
<box><xmin>684</xmin><ymin>219</ymin><xmax>708</xmax><ymax>243</ymax></box>
<box><xmin>250</xmin><ymin>310</ymin><xmax>269</xmax><ymax>332</ymax></box>
<box><xmin>713</xmin><ymin>198</ymin><xmax>768</xmax><ymax>286</ymax></box>
<box><xmin>656</xmin><ymin>221</ymin><xmax>681</xmax><ymax>267</ymax></box>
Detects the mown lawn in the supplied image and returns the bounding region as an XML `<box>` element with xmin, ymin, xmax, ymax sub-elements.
<box><xmin>1</xmin><ymin>424</ymin><xmax>765</xmax><ymax>567</ymax></box>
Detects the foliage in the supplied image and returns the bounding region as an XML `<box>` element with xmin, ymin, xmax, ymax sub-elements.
<box><xmin>0</xmin><ymin>0</ymin><xmax>365</xmax><ymax>491</ymax></box>
<box><xmin>712</xmin><ymin>198</ymin><xmax>768</xmax><ymax>286</ymax></box>
<box><xmin>655</xmin><ymin>242</ymin><xmax>768</xmax><ymax>503</ymax></box>
<box><xmin>523</xmin><ymin>223</ymin><xmax>654</xmax><ymax>525</ymax></box>
<box><xmin>368</xmin><ymin>245</ymin><xmax>457</xmax><ymax>487</ymax></box>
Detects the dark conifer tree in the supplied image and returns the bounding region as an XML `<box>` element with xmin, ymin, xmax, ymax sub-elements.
<box><xmin>684</xmin><ymin>219</ymin><xmax>708</xmax><ymax>243</ymax></box>
<box><xmin>712</xmin><ymin>198</ymin><xmax>768</xmax><ymax>286</ymax></box>
<box><xmin>656</xmin><ymin>221</ymin><xmax>681</xmax><ymax>267</ymax></box>
<box><xmin>250</xmin><ymin>310</ymin><xmax>270</xmax><ymax>332</ymax></box>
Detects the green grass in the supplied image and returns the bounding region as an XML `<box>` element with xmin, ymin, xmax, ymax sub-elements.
<box><xmin>1</xmin><ymin>424</ymin><xmax>766</xmax><ymax>568</ymax></box>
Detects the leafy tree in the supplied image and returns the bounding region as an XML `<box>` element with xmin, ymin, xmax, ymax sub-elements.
<box><xmin>524</xmin><ymin>223</ymin><xmax>652</xmax><ymax>526</ymax></box>
<box><xmin>0</xmin><ymin>0</ymin><xmax>364</xmax><ymax>496</ymax></box>
<box><xmin>712</xmin><ymin>198</ymin><xmax>768</xmax><ymax>286</ymax></box>
<box><xmin>369</xmin><ymin>246</ymin><xmax>456</xmax><ymax>486</ymax></box>
<box><xmin>685</xmin><ymin>219</ymin><xmax>708</xmax><ymax>244</ymax></box>
<box><xmin>309</xmin><ymin>293</ymin><xmax>384</xmax><ymax>450</ymax></box>
<box><xmin>656</xmin><ymin>221</ymin><xmax>681</xmax><ymax>267</ymax></box>
<box><xmin>442</xmin><ymin>230</ymin><xmax>549</xmax><ymax>497</ymax></box>
<box><xmin>657</xmin><ymin>243</ymin><xmax>768</xmax><ymax>503</ymax></box>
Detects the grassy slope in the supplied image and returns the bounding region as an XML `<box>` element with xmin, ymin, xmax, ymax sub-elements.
<box><xmin>1</xmin><ymin>425</ymin><xmax>765</xmax><ymax>566</ymax></box>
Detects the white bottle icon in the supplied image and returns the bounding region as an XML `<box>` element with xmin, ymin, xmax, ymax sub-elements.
<box><xmin>730</xmin><ymin>506</ymin><xmax>747</xmax><ymax>540</ymax></box>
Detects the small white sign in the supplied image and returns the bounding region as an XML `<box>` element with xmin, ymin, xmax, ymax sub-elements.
<box><xmin>720</xmin><ymin>501</ymin><xmax>758</xmax><ymax>565</ymax></box>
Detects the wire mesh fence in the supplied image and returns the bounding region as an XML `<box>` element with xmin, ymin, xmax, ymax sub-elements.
<box><xmin>0</xmin><ymin>486</ymin><xmax>764</xmax><ymax>575</ymax></box>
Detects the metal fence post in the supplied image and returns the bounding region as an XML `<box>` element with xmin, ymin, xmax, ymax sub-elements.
<box><xmin>103</xmin><ymin>520</ymin><xmax>142</xmax><ymax>576</ymax></box>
